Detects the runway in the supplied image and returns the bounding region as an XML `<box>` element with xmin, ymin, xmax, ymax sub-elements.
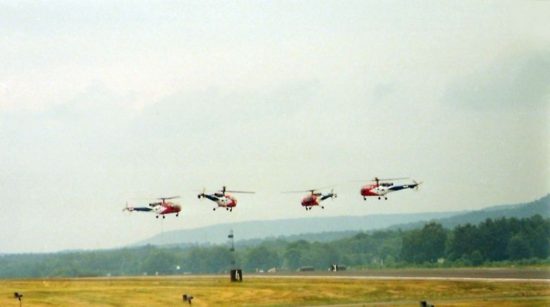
<box><xmin>84</xmin><ymin>267</ymin><xmax>550</xmax><ymax>283</ymax></box>
<box><xmin>248</xmin><ymin>268</ymin><xmax>550</xmax><ymax>283</ymax></box>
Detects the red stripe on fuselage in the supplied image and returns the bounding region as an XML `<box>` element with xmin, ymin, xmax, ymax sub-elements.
<box><xmin>160</xmin><ymin>203</ymin><xmax>181</xmax><ymax>215</ymax></box>
<box><xmin>219</xmin><ymin>195</ymin><xmax>237</xmax><ymax>208</ymax></box>
<box><xmin>361</xmin><ymin>185</ymin><xmax>379</xmax><ymax>196</ymax></box>
<box><xmin>301</xmin><ymin>195</ymin><xmax>319</xmax><ymax>207</ymax></box>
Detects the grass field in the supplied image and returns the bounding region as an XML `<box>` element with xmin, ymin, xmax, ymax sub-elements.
<box><xmin>1</xmin><ymin>276</ymin><xmax>549</xmax><ymax>306</ymax></box>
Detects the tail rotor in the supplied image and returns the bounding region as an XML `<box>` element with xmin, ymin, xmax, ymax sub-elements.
<box><xmin>413</xmin><ymin>180</ymin><xmax>423</xmax><ymax>191</ymax></box>
<box><xmin>197</xmin><ymin>187</ymin><xmax>206</xmax><ymax>199</ymax></box>
<box><xmin>123</xmin><ymin>202</ymin><xmax>133</xmax><ymax>212</ymax></box>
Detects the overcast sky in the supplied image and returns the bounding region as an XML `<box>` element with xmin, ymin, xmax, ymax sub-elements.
<box><xmin>0</xmin><ymin>1</ymin><xmax>548</xmax><ymax>253</ymax></box>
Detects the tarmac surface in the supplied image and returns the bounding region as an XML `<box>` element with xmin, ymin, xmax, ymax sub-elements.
<box><xmin>249</xmin><ymin>268</ymin><xmax>550</xmax><ymax>282</ymax></box>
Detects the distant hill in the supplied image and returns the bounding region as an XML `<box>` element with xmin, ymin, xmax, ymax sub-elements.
<box><xmin>134</xmin><ymin>195</ymin><xmax>549</xmax><ymax>247</ymax></box>
<box><xmin>234</xmin><ymin>230</ymin><xmax>362</xmax><ymax>248</ymax></box>
<box><xmin>390</xmin><ymin>194</ymin><xmax>550</xmax><ymax>230</ymax></box>
<box><xmin>134</xmin><ymin>211</ymin><xmax>457</xmax><ymax>247</ymax></box>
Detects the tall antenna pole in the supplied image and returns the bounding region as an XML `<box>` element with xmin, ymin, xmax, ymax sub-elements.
<box><xmin>228</xmin><ymin>229</ymin><xmax>235</xmax><ymax>268</ymax></box>
<box><xmin>228</xmin><ymin>229</ymin><xmax>243</xmax><ymax>282</ymax></box>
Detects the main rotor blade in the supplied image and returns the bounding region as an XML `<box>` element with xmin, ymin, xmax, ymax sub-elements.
<box><xmin>226</xmin><ymin>190</ymin><xmax>255</xmax><ymax>194</ymax></box>
<box><xmin>158</xmin><ymin>195</ymin><xmax>180</xmax><ymax>200</ymax></box>
<box><xmin>356</xmin><ymin>177</ymin><xmax>409</xmax><ymax>182</ymax></box>
<box><xmin>282</xmin><ymin>189</ymin><xmax>317</xmax><ymax>193</ymax></box>
<box><xmin>282</xmin><ymin>186</ymin><xmax>333</xmax><ymax>194</ymax></box>
<box><xmin>281</xmin><ymin>190</ymin><xmax>309</xmax><ymax>194</ymax></box>
<box><xmin>132</xmin><ymin>195</ymin><xmax>181</xmax><ymax>201</ymax></box>
<box><xmin>379</xmin><ymin>177</ymin><xmax>408</xmax><ymax>181</ymax></box>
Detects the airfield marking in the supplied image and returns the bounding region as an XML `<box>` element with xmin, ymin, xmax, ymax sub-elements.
<box><xmin>317</xmin><ymin>295</ymin><xmax>550</xmax><ymax>307</ymax></box>
<box><xmin>79</xmin><ymin>270</ymin><xmax>550</xmax><ymax>283</ymax></box>
<box><xmin>246</xmin><ymin>274</ymin><xmax>550</xmax><ymax>283</ymax></box>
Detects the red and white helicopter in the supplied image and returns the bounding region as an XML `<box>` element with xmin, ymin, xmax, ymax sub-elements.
<box><xmin>360</xmin><ymin>177</ymin><xmax>422</xmax><ymax>200</ymax></box>
<box><xmin>123</xmin><ymin>196</ymin><xmax>181</xmax><ymax>218</ymax></box>
<box><xmin>285</xmin><ymin>188</ymin><xmax>337</xmax><ymax>211</ymax></box>
<box><xmin>197</xmin><ymin>186</ymin><xmax>254</xmax><ymax>212</ymax></box>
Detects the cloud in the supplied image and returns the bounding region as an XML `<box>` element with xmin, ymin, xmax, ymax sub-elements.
<box><xmin>445</xmin><ymin>50</ymin><xmax>550</xmax><ymax>111</ymax></box>
<box><xmin>372</xmin><ymin>82</ymin><xmax>398</xmax><ymax>101</ymax></box>
<box><xmin>0</xmin><ymin>82</ymin><xmax>8</xmax><ymax>107</ymax></box>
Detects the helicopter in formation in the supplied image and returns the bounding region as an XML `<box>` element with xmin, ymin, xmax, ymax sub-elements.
<box><xmin>123</xmin><ymin>178</ymin><xmax>422</xmax><ymax>217</ymax></box>
<box><xmin>359</xmin><ymin>177</ymin><xmax>422</xmax><ymax>200</ymax></box>
<box><xmin>285</xmin><ymin>188</ymin><xmax>337</xmax><ymax>211</ymax></box>
<box><xmin>197</xmin><ymin>186</ymin><xmax>255</xmax><ymax>212</ymax></box>
<box><xmin>123</xmin><ymin>196</ymin><xmax>181</xmax><ymax>218</ymax></box>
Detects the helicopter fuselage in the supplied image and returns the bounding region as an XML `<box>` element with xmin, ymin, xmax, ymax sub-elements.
<box><xmin>361</xmin><ymin>182</ymin><xmax>419</xmax><ymax>199</ymax></box>
<box><xmin>154</xmin><ymin>202</ymin><xmax>181</xmax><ymax>215</ymax></box>
<box><xmin>201</xmin><ymin>193</ymin><xmax>237</xmax><ymax>208</ymax></box>
<box><xmin>301</xmin><ymin>194</ymin><xmax>320</xmax><ymax>207</ymax></box>
<box><xmin>300</xmin><ymin>191</ymin><xmax>336</xmax><ymax>210</ymax></box>
<box><xmin>125</xmin><ymin>201</ymin><xmax>181</xmax><ymax>218</ymax></box>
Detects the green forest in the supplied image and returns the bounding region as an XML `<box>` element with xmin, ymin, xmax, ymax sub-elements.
<box><xmin>1</xmin><ymin>215</ymin><xmax>548</xmax><ymax>278</ymax></box>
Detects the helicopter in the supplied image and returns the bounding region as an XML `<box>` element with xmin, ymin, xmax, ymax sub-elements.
<box><xmin>197</xmin><ymin>186</ymin><xmax>254</xmax><ymax>212</ymax></box>
<box><xmin>285</xmin><ymin>188</ymin><xmax>337</xmax><ymax>211</ymax></box>
<box><xmin>123</xmin><ymin>196</ymin><xmax>181</xmax><ymax>218</ymax></box>
<box><xmin>360</xmin><ymin>177</ymin><xmax>422</xmax><ymax>200</ymax></box>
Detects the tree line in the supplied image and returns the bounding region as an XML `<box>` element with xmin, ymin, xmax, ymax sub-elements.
<box><xmin>1</xmin><ymin>215</ymin><xmax>548</xmax><ymax>278</ymax></box>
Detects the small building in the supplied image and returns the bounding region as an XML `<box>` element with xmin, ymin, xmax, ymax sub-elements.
<box><xmin>329</xmin><ymin>264</ymin><xmax>346</xmax><ymax>272</ymax></box>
